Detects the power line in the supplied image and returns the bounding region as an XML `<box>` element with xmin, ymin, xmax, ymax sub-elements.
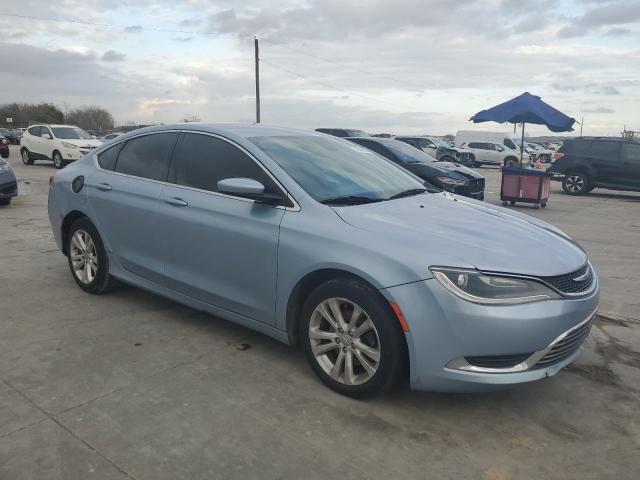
<box><xmin>260</xmin><ymin>58</ymin><xmax>438</xmax><ymax>113</ymax></box>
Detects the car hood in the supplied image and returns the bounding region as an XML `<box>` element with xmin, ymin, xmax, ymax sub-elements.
<box><xmin>333</xmin><ymin>193</ymin><xmax>586</xmax><ymax>277</ymax></box>
<box><xmin>62</xmin><ymin>139</ymin><xmax>103</xmax><ymax>148</ymax></box>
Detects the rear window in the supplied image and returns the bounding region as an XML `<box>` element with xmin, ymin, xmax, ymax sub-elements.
<box><xmin>115</xmin><ymin>133</ymin><xmax>178</xmax><ymax>181</ymax></box>
<box><xmin>97</xmin><ymin>143</ymin><xmax>124</xmax><ymax>171</ymax></box>
<box><xmin>559</xmin><ymin>140</ymin><xmax>592</xmax><ymax>154</ymax></box>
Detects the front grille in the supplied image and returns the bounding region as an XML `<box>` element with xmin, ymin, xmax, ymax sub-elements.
<box><xmin>466</xmin><ymin>353</ymin><xmax>532</xmax><ymax>369</ymax></box>
<box><xmin>533</xmin><ymin>320</ymin><xmax>592</xmax><ymax>369</ymax></box>
<box><xmin>537</xmin><ymin>264</ymin><xmax>594</xmax><ymax>295</ymax></box>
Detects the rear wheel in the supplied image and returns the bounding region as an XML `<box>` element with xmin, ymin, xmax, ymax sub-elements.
<box><xmin>67</xmin><ymin>218</ymin><xmax>118</xmax><ymax>294</ymax></box>
<box><xmin>301</xmin><ymin>278</ymin><xmax>407</xmax><ymax>398</ymax></box>
<box><xmin>562</xmin><ymin>171</ymin><xmax>590</xmax><ymax>195</ymax></box>
<box><xmin>21</xmin><ymin>148</ymin><xmax>34</xmax><ymax>165</ymax></box>
<box><xmin>0</xmin><ymin>198</ymin><xmax>11</xmax><ymax>206</ymax></box>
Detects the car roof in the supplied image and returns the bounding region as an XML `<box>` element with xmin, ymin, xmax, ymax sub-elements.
<box><xmin>30</xmin><ymin>124</ymin><xmax>79</xmax><ymax>128</ymax></box>
<box><xmin>129</xmin><ymin>123</ymin><xmax>322</xmax><ymax>139</ymax></box>
<box><xmin>568</xmin><ymin>136</ymin><xmax>631</xmax><ymax>143</ymax></box>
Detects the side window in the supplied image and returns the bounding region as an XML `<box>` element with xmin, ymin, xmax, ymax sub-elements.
<box><xmin>589</xmin><ymin>141</ymin><xmax>619</xmax><ymax>160</ymax></box>
<box><xmin>115</xmin><ymin>133</ymin><xmax>178</xmax><ymax>181</ymax></box>
<box><xmin>170</xmin><ymin>133</ymin><xmax>276</xmax><ymax>194</ymax></box>
<box><xmin>503</xmin><ymin>139</ymin><xmax>517</xmax><ymax>149</ymax></box>
<box><xmin>622</xmin><ymin>143</ymin><xmax>640</xmax><ymax>162</ymax></box>
<box><xmin>423</xmin><ymin>140</ymin><xmax>436</xmax><ymax>149</ymax></box>
<box><xmin>333</xmin><ymin>130</ymin><xmax>347</xmax><ymax>137</ymax></box>
<box><xmin>97</xmin><ymin>142</ymin><xmax>124</xmax><ymax>171</ymax></box>
<box><xmin>42</xmin><ymin>127</ymin><xmax>52</xmax><ymax>138</ymax></box>
<box><xmin>28</xmin><ymin>126</ymin><xmax>42</xmax><ymax>137</ymax></box>
<box><xmin>468</xmin><ymin>142</ymin><xmax>483</xmax><ymax>149</ymax></box>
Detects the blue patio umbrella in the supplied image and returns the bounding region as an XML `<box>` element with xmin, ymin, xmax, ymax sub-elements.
<box><xmin>469</xmin><ymin>92</ymin><xmax>576</xmax><ymax>165</ymax></box>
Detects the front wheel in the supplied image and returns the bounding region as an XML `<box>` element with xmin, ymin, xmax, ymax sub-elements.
<box><xmin>21</xmin><ymin>148</ymin><xmax>34</xmax><ymax>165</ymax></box>
<box><xmin>53</xmin><ymin>151</ymin><xmax>65</xmax><ymax>169</ymax></box>
<box><xmin>301</xmin><ymin>278</ymin><xmax>407</xmax><ymax>398</ymax></box>
<box><xmin>562</xmin><ymin>171</ymin><xmax>590</xmax><ymax>195</ymax></box>
<box><xmin>67</xmin><ymin>218</ymin><xmax>118</xmax><ymax>294</ymax></box>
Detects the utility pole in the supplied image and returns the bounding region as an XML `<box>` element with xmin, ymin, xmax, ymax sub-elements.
<box><xmin>579</xmin><ymin>117</ymin><xmax>583</xmax><ymax>136</ymax></box>
<box><xmin>254</xmin><ymin>36</ymin><xmax>260</xmax><ymax>124</ymax></box>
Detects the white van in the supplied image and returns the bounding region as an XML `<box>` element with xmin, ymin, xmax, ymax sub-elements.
<box><xmin>455</xmin><ymin>130</ymin><xmax>536</xmax><ymax>163</ymax></box>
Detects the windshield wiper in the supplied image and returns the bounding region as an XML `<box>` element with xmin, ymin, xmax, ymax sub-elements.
<box><xmin>320</xmin><ymin>195</ymin><xmax>384</xmax><ymax>205</ymax></box>
<box><xmin>387</xmin><ymin>188</ymin><xmax>428</xmax><ymax>200</ymax></box>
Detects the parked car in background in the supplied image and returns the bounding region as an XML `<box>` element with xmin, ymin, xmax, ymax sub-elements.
<box><xmin>20</xmin><ymin>124</ymin><xmax>103</xmax><ymax>169</ymax></box>
<box><xmin>527</xmin><ymin>142</ymin><xmax>554</xmax><ymax>163</ymax></box>
<box><xmin>0</xmin><ymin>128</ymin><xmax>22</xmax><ymax>145</ymax></box>
<box><xmin>461</xmin><ymin>141</ymin><xmax>523</xmax><ymax>167</ymax></box>
<box><xmin>48</xmin><ymin>123</ymin><xmax>598</xmax><ymax>397</ymax></box>
<box><xmin>455</xmin><ymin>130</ymin><xmax>536</xmax><ymax>163</ymax></box>
<box><xmin>347</xmin><ymin>137</ymin><xmax>485</xmax><ymax>199</ymax></box>
<box><xmin>315</xmin><ymin>128</ymin><xmax>370</xmax><ymax>138</ymax></box>
<box><xmin>395</xmin><ymin>136</ymin><xmax>477</xmax><ymax>167</ymax></box>
<box><xmin>547</xmin><ymin>137</ymin><xmax>640</xmax><ymax>195</ymax></box>
<box><xmin>0</xmin><ymin>157</ymin><xmax>18</xmax><ymax>205</ymax></box>
<box><xmin>100</xmin><ymin>132</ymin><xmax>125</xmax><ymax>142</ymax></box>
<box><xmin>0</xmin><ymin>135</ymin><xmax>9</xmax><ymax>159</ymax></box>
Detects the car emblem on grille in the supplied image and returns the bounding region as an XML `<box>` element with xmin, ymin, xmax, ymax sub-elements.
<box><xmin>572</xmin><ymin>272</ymin><xmax>589</xmax><ymax>282</ymax></box>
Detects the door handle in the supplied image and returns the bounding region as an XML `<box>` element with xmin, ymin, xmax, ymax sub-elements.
<box><xmin>165</xmin><ymin>197</ymin><xmax>189</xmax><ymax>207</ymax></box>
<box><xmin>96</xmin><ymin>183</ymin><xmax>112</xmax><ymax>191</ymax></box>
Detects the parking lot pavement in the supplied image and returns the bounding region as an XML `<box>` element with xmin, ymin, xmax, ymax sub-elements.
<box><xmin>1</xmin><ymin>146</ymin><xmax>639</xmax><ymax>479</ymax></box>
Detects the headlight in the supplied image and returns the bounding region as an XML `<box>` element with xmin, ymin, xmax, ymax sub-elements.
<box><xmin>431</xmin><ymin>267</ymin><xmax>560</xmax><ymax>305</ymax></box>
<box><xmin>62</xmin><ymin>142</ymin><xmax>78</xmax><ymax>149</ymax></box>
<box><xmin>434</xmin><ymin>176</ymin><xmax>465</xmax><ymax>185</ymax></box>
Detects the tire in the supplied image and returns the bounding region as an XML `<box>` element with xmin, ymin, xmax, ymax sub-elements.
<box><xmin>301</xmin><ymin>277</ymin><xmax>407</xmax><ymax>398</ymax></box>
<box><xmin>562</xmin><ymin>171</ymin><xmax>590</xmax><ymax>195</ymax></box>
<box><xmin>66</xmin><ymin>218</ymin><xmax>118</xmax><ymax>294</ymax></box>
<box><xmin>0</xmin><ymin>198</ymin><xmax>11</xmax><ymax>206</ymax></box>
<box><xmin>21</xmin><ymin>148</ymin><xmax>34</xmax><ymax>165</ymax></box>
<box><xmin>473</xmin><ymin>161</ymin><xmax>482</xmax><ymax>168</ymax></box>
<box><xmin>53</xmin><ymin>151</ymin><xmax>65</xmax><ymax>169</ymax></box>
<box><xmin>504</xmin><ymin>157</ymin><xmax>518</xmax><ymax>167</ymax></box>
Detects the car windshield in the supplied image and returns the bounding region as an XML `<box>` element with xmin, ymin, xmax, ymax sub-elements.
<box><xmin>51</xmin><ymin>127</ymin><xmax>93</xmax><ymax>139</ymax></box>
<box><xmin>382</xmin><ymin>140</ymin><xmax>437</xmax><ymax>164</ymax></box>
<box><xmin>428</xmin><ymin>138</ymin><xmax>449</xmax><ymax>148</ymax></box>
<box><xmin>345</xmin><ymin>130</ymin><xmax>369</xmax><ymax>137</ymax></box>
<box><xmin>250</xmin><ymin>135</ymin><xmax>426</xmax><ymax>203</ymax></box>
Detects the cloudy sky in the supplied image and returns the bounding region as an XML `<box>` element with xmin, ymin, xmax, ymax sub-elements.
<box><xmin>0</xmin><ymin>0</ymin><xmax>638</xmax><ymax>135</ymax></box>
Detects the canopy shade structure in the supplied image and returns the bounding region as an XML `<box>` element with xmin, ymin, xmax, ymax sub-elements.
<box><xmin>470</xmin><ymin>92</ymin><xmax>576</xmax><ymax>166</ymax></box>
<box><xmin>469</xmin><ymin>92</ymin><xmax>576</xmax><ymax>133</ymax></box>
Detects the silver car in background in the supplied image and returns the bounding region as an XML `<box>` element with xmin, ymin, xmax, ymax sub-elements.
<box><xmin>48</xmin><ymin>123</ymin><xmax>598</xmax><ymax>397</ymax></box>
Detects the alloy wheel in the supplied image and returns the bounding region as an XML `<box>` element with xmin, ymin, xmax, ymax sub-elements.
<box><xmin>70</xmin><ymin>229</ymin><xmax>98</xmax><ymax>284</ymax></box>
<box><xmin>53</xmin><ymin>153</ymin><xmax>63</xmax><ymax>169</ymax></box>
<box><xmin>21</xmin><ymin>150</ymin><xmax>30</xmax><ymax>164</ymax></box>
<box><xmin>309</xmin><ymin>298</ymin><xmax>381</xmax><ymax>385</ymax></box>
<box><xmin>565</xmin><ymin>175</ymin><xmax>585</xmax><ymax>193</ymax></box>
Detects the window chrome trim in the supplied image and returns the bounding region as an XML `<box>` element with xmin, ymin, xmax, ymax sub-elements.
<box><xmin>92</xmin><ymin>129</ymin><xmax>300</xmax><ymax>212</ymax></box>
<box><xmin>446</xmin><ymin>308</ymin><xmax>597</xmax><ymax>374</ymax></box>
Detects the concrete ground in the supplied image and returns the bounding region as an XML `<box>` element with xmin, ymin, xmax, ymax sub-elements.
<box><xmin>1</xmin><ymin>145</ymin><xmax>639</xmax><ymax>480</ymax></box>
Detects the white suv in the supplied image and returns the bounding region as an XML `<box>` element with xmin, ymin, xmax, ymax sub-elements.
<box><xmin>462</xmin><ymin>141</ymin><xmax>523</xmax><ymax>167</ymax></box>
<box><xmin>20</xmin><ymin>124</ymin><xmax>102</xmax><ymax>169</ymax></box>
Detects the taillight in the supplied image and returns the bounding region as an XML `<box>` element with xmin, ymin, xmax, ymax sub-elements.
<box><xmin>49</xmin><ymin>175</ymin><xmax>54</xmax><ymax>187</ymax></box>
<box><xmin>552</xmin><ymin>152</ymin><xmax>564</xmax><ymax>161</ymax></box>
<box><xmin>1</xmin><ymin>138</ymin><xmax>7</xmax><ymax>145</ymax></box>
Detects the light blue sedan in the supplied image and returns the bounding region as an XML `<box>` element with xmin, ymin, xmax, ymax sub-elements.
<box><xmin>48</xmin><ymin>123</ymin><xmax>599</xmax><ymax>397</ymax></box>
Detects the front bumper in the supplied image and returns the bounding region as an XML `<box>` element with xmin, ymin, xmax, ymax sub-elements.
<box><xmin>0</xmin><ymin>179</ymin><xmax>18</xmax><ymax>199</ymax></box>
<box><xmin>383</xmin><ymin>274</ymin><xmax>599</xmax><ymax>392</ymax></box>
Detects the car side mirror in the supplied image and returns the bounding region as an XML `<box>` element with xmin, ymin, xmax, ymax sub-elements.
<box><xmin>41</xmin><ymin>133</ymin><xmax>51</xmax><ymax>139</ymax></box>
<box><xmin>217</xmin><ymin>177</ymin><xmax>284</xmax><ymax>205</ymax></box>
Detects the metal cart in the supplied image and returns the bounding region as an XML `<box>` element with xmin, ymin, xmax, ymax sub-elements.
<box><xmin>500</xmin><ymin>166</ymin><xmax>552</xmax><ymax>209</ymax></box>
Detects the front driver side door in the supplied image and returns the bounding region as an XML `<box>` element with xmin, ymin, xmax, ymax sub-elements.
<box><xmin>158</xmin><ymin>132</ymin><xmax>286</xmax><ymax>325</ymax></box>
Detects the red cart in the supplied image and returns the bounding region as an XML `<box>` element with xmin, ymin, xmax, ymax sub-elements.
<box><xmin>500</xmin><ymin>166</ymin><xmax>552</xmax><ymax>209</ymax></box>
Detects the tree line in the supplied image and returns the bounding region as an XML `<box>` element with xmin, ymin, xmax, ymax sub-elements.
<box><xmin>0</xmin><ymin>103</ymin><xmax>115</xmax><ymax>132</ymax></box>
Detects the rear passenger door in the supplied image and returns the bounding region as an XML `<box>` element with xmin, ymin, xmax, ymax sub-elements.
<box><xmin>158</xmin><ymin>132</ymin><xmax>286</xmax><ymax>325</ymax></box>
<box><xmin>88</xmin><ymin>132</ymin><xmax>179</xmax><ymax>283</ymax></box>
<box><xmin>620</xmin><ymin>143</ymin><xmax>640</xmax><ymax>187</ymax></box>
<box><xmin>589</xmin><ymin>141</ymin><xmax>621</xmax><ymax>185</ymax></box>
<box><xmin>467</xmin><ymin>142</ymin><xmax>489</xmax><ymax>163</ymax></box>
<box><xmin>25</xmin><ymin>126</ymin><xmax>43</xmax><ymax>156</ymax></box>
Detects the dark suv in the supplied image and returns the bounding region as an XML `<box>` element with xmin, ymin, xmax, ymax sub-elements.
<box><xmin>548</xmin><ymin>138</ymin><xmax>640</xmax><ymax>195</ymax></box>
